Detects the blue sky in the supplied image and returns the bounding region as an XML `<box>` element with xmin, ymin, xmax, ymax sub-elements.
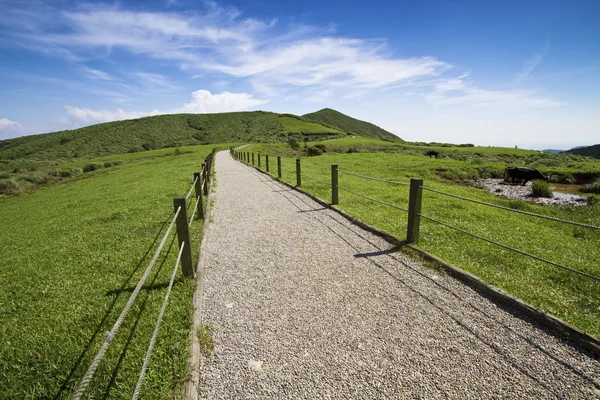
<box><xmin>1</xmin><ymin>0</ymin><xmax>598</xmax><ymax>149</ymax></box>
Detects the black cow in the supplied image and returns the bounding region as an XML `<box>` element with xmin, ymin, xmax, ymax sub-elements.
<box><xmin>425</xmin><ymin>150</ymin><xmax>439</xmax><ymax>158</ymax></box>
<box><xmin>503</xmin><ymin>167</ymin><xmax>548</xmax><ymax>185</ymax></box>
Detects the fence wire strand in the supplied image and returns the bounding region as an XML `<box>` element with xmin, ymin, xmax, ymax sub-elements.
<box><xmin>189</xmin><ymin>196</ymin><xmax>200</xmax><ymax>224</ymax></box>
<box><xmin>338</xmin><ymin>186</ymin><xmax>408</xmax><ymax>212</ymax></box>
<box><xmin>302</xmin><ymin>162</ymin><xmax>330</xmax><ymax>170</ymax></box>
<box><xmin>418</xmin><ymin>212</ymin><xmax>600</xmax><ymax>282</ymax></box>
<box><xmin>71</xmin><ymin>207</ymin><xmax>182</xmax><ymax>400</ymax></box>
<box><xmin>421</xmin><ymin>186</ymin><xmax>600</xmax><ymax>231</ymax></box>
<box><xmin>131</xmin><ymin>241</ymin><xmax>185</xmax><ymax>400</ymax></box>
<box><xmin>185</xmin><ymin>177</ymin><xmax>198</xmax><ymax>200</ymax></box>
<box><xmin>302</xmin><ymin>175</ymin><xmax>330</xmax><ymax>186</ymax></box>
<box><xmin>338</xmin><ymin>170</ymin><xmax>410</xmax><ymax>186</ymax></box>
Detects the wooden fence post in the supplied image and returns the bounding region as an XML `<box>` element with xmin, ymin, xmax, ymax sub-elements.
<box><xmin>202</xmin><ymin>163</ymin><xmax>208</xmax><ymax>196</ymax></box>
<box><xmin>407</xmin><ymin>178</ymin><xmax>423</xmax><ymax>243</ymax></box>
<box><xmin>277</xmin><ymin>156</ymin><xmax>282</xmax><ymax>179</ymax></box>
<box><xmin>194</xmin><ymin>172</ymin><xmax>204</xmax><ymax>219</ymax></box>
<box><xmin>173</xmin><ymin>197</ymin><xmax>194</xmax><ymax>277</ymax></box>
<box><xmin>331</xmin><ymin>164</ymin><xmax>339</xmax><ymax>205</ymax></box>
<box><xmin>258</xmin><ymin>154</ymin><xmax>261</xmax><ymax>168</ymax></box>
<box><xmin>266</xmin><ymin>155</ymin><xmax>269</xmax><ymax>173</ymax></box>
<box><xmin>296</xmin><ymin>158</ymin><xmax>301</xmax><ymax>187</ymax></box>
<box><xmin>252</xmin><ymin>153</ymin><xmax>255</xmax><ymax>165</ymax></box>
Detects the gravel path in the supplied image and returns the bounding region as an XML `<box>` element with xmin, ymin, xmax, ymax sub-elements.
<box><xmin>197</xmin><ymin>151</ymin><xmax>600</xmax><ymax>399</ymax></box>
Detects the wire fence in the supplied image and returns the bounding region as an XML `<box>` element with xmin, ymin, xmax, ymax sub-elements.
<box><xmin>71</xmin><ymin>147</ymin><xmax>221</xmax><ymax>400</ymax></box>
<box><xmin>232</xmin><ymin>149</ymin><xmax>599</xmax><ymax>284</ymax></box>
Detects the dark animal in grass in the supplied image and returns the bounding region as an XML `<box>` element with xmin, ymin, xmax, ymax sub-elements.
<box><xmin>425</xmin><ymin>150</ymin><xmax>439</xmax><ymax>158</ymax></box>
<box><xmin>503</xmin><ymin>167</ymin><xmax>549</xmax><ymax>185</ymax></box>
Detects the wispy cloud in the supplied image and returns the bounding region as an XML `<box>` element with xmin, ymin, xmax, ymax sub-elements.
<box><xmin>515</xmin><ymin>42</ymin><xmax>550</xmax><ymax>82</ymax></box>
<box><xmin>419</xmin><ymin>73</ymin><xmax>565</xmax><ymax>109</ymax></box>
<box><xmin>81</xmin><ymin>66</ymin><xmax>113</xmax><ymax>80</ymax></box>
<box><xmin>135</xmin><ymin>72</ymin><xmax>180</xmax><ymax>89</ymax></box>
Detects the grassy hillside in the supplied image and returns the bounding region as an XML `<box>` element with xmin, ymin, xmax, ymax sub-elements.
<box><xmin>0</xmin><ymin>112</ymin><xmax>283</xmax><ymax>167</ymax></box>
<box><xmin>0</xmin><ymin>145</ymin><xmax>218</xmax><ymax>398</ymax></box>
<box><xmin>278</xmin><ymin>115</ymin><xmax>344</xmax><ymax>135</ymax></box>
<box><xmin>566</xmin><ymin>144</ymin><xmax>600</xmax><ymax>159</ymax></box>
<box><xmin>303</xmin><ymin>108</ymin><xmax>403</xmax><ymax>142</ymax></box>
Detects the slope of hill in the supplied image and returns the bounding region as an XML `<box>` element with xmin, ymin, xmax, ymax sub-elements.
<box><xmin>565</xmin><ymin>144</ymin><xmax>600</xmax><ymax>159</ymax></box>
<box><xmin>0</xmin><ymin>112</ymin><xmax>285</xmax><ymax>164</ymax></box>
<box><xmin>302</xmin><ymin>108</ymin><xmax>402</xmax><ymax>142</ymax></box>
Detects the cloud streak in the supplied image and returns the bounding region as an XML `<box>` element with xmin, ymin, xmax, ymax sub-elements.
<box><xmin>515</xmin><ymin>42</ymin><xmax>550</xmax><ymax>82</ymax></box>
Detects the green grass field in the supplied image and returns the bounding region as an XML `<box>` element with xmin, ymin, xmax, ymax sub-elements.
<box><xmin>0</xmin><ymin>144</ymin><xmax>219</xmax><ymax>399</ymax></box>
<box><xmin>241</xmin><ymin>145</ymin><xmax>600</xmax><ymax>338</ymax></box>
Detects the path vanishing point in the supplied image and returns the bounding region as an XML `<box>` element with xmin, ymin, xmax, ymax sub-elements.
<box><xmin>192</xmin><ymin>151</ymin><xmax>600</xmax><ymax>399</ymax></box>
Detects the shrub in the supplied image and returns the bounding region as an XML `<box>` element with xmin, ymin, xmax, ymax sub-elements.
<box><xmin>22</xmin><ymin>172</ymin><xmax>48</xmax><ymax>184</ymax></box>
<box><xmin>580</xmin><ymin>181</ymin><xmax>600</xmax><ymax>194</ymax></box>
<box><xmin>314</xmin><ymin>144</ymin><xmax>327</xmax><ymax>152</ymax></box>
<box><xmin>112</xmin><ymin>160</ymin><xmax>123</xmax><ymax>166</ymax></box>
<box><xmin>587</xmin><ymin>194</ymin><xmax>599</xmax><ymax>206</ymax></box>
<box><xmin>307</xmin><ymin>146</ymin><xmax>324</xmax><ymax>156</ymax></box>
<box><xmin>287</xmin><ymin>137</ymin><xmax>300</xmax><ymax>151</ymax></box>
<box><xmin>83</xmin><ymin>162</ymin><xmax>105</xmax><ymax>173</ymax></box>
<box><xmin>347</xmin><ymin>148</ymin><xmax>360</xmax><ymax>154</ymax></box>
<box><xmin>60</xmin><ymin>168</ymin><xmax>83</xmax><ymax>178</ymax></box>
<box><xmin>103</xmin><ymin>161</ymin><xmax>114</xmax><ymax>168</ymax></box>
<box><xmin>0</xmin><ymin>172</ymin><xmax>10</xmax><ymax>179</ymax></box>
<box><xmin>531</xmin><ymin>180</ymin><xmax>553</xmax><ymax>198</ymax></box>
<box><xmin>0</xmin><ymin>179</ymin><xmax>22</xmax><ymax>195</ymax></box>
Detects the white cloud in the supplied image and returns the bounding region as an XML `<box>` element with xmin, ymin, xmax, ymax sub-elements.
<box><xmin>63</xmin><ymin>89</ymin><xmax>266</xmax><ymax>125</ymax></box>
<box><xmin>64</xmin><ymin>106</ymin><xmax>162</xmax><ymax>124</ymax></box>
<box><xmin>0</xmin><ymin>118</ymin><xmax>22</xmax><ymax>131</ymax></box>
<box><xmin>179</xmin><ymin>89</ymin><xmax>267</xmax><ymax>113</ymax></box>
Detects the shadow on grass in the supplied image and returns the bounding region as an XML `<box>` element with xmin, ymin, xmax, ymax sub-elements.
<box><xmin>53</xmin><ymin>214</ymin><xmax>173</xmax><ymax>400</ymax></box>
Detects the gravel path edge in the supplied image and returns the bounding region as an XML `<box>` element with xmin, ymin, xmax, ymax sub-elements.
<box><xmin>245</xmin><ymin>160</ymin><xmax>600</xmax><ymax>360</ymax></box>
<box><xmin>185</xmin><ymin>160</ymin><xmax>218</xmax><ymax>400</ymax></box>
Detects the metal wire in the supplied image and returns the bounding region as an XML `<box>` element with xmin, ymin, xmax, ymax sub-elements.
<box><xmin>132</xmin><ymin>241</ymin><xmax>185</xmax><ymax>400</ymax></box>
<box><xmin>71</xmin><ymin>207</ymin><xmax>182</xmax><ymax>400</ymax></box>
<box><xmin>419</xmin><ymin>213</ymin><xmax>600</xmax><ymax>282</ymax></box>
<box><xmin>338</xmin><ymin>186</ymin><xmax>408</xmax><ymax>212</ymax></box>
<box><xmin>302</xmin><ymin>162</ymin><xmax>330</xmax><ymax>170</ymax></box>
<box><xmin>338</xmin><ymin>170</ymin><xmax>410</xmax><ymax>186</ymax></box>
<box><xmin>189</xmin><ymin>196</ymin><xmax>200</xmax><ymax>224</ymax></box>
<box><xmin>302</xmin><ymin>175</ymin><xmax>330</xmax><ymax>186</ymax></box>
<box><xmin>421</xmin><ymin>186</ymin><xmax>600</xmax><ymax>231</ymax></box>
<box><xmin>282</xmin><ymin>168</ymin><xmax>297</xmax><ymax>174</ymax></box>
<box><xmin>185</xmin><ymin>177</ymin><xmax>198</xmax><ymax>200</ymax></box>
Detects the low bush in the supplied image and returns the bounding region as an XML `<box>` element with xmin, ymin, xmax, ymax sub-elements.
<box><xmin>580</xmin><ymin>181</ymin><xmax>600</xmax><ymax>194</ymax></box>
<box><xmin>587</xmin><ymin>194</ymin><xmax>599</xmax><ymax>206</ymax></box>
<box><xmin>83</xmin><ymin>162</ymin><xmax>105</xmax><ymax>172</ymax></box>
<box><xmin>314</xmin><ymin>144</ymin><xmax>327</xmax><ymax>152</ymax></box>
<box><xmin>103</xmin><ymin>161</ymin><xmax>114</xmax><ymax>167</ymax></box>
<box><xmin>0</xmin><ymin>179</ymin><xmax>22</xmax><ymax>195</ymax></box>
<box><xmin>59</xmin><ymin>168</ymin><xmax>83</xmax><ymax>178</ymax></box>
<box><xmin>307</xmin><ymin>146</ymin><xmax>324</xmax><ymax>156</ymax></box>
<box><xmin>531</xmin><ymin>180</ymin><xmax>553</xmax><ymax>198</ymax></box>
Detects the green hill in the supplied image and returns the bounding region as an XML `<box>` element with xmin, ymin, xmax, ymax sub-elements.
<box><xmin>565</xmin><ymin>144</ymin><xmax>600</xmax><ymax>159</ymax></box>
<box><xmin>302</xmin><ymin>108</ymin><xmax>402</xmax><ymax>142</ymax></box>
<box><xmin>0</xmin><ymin>111</ymin><xmax>355</xmax><ymax>170</ymax></box>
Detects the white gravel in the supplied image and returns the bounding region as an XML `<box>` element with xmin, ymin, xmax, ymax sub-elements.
<box><xmin>197</xmin><ymin>152</ymin><xmax>600</xmax><ymax>399</ymax></box>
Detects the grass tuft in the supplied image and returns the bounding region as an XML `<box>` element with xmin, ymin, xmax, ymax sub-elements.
<box><xmin>196</xmin><ymin>324</ymin><xmax>215</xmax><ymax>356</ymax></box>
<box><xmin>531</xmin><ymin>180</ymin><xmax>554</xmax><ymax>198</ymax></box>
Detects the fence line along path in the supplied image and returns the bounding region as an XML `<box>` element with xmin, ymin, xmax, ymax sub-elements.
<box><xmin>197</xmin><ymin>151</ymin><xmax>600</xmax><ymax>399</ymax></box>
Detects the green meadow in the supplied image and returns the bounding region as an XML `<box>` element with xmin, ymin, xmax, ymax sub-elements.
<box><xmin>0</xmin><ymin>144</ymin><xmax>219</xmax><ymax>399</ymax></box>
<box><xmin>243</xmin><ymin>141</ymin><xmax>600</xmax><ymax>338</ymax></box>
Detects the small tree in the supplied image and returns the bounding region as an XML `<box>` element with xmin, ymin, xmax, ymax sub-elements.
<box><xmin>287</xmin><ymin>137</ymin><xmax>300</xmax><ymax>151</ymax></box>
